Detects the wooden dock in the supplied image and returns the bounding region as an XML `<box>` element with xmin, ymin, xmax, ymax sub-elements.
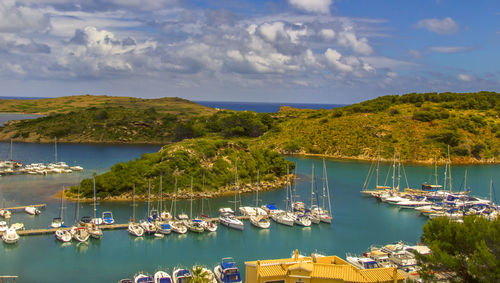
<box><xmin>17</xmin><ymin>216</ymin><xmax>250</xmax><ymax>236</ymax></box>
<box><xmin>2</xmin><ymin>204</ymin><xmax>46</xmax><ymax>212</ymax></box>
<box><xmin>18</xmin><ymin>223</ymin><xmax>128</xmax><ymax>236</ymax></box>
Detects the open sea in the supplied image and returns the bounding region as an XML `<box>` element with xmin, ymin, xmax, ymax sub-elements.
<box><xmin>0</xmin><ymin>114</ymin><xmax>498</xmax><ymax>282</ymax></box>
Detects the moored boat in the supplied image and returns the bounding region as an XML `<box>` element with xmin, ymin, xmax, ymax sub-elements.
<box><xmin>213</xmin><ymin>257</ymin><xmax>242</xmax><ymax>283</ymax></box>
<box><xmin>55</xmin><ymin>229</ymin><xmax>72</xmax><ymax>242</ymax></box>
<box><xmin>172</xmin><ymin>268</ymin><xmax>192</xmax><ymax>283</ymax></box>
<box><xmin>134</xmin><ymin>273</ymin><xmax>154</xmax><ymax>283</ymax></box>
<box><xmin>154</xmin><ymin>271</ymin><xmax>172</xmax><ymax>283</ymax></box>
<box><xmin>25</xmin><ymin>206</ymin><xmax>41</xmax><ymax>215</ymax></box>
<box><xmin>2</xmin><ymin>228</ymin><xmax>19</xmax><ymax>244</ymax></box>
<box><xmin>250</xmin><ymin>215</ymin><xmax>270</xmax><ymax>229</ymax></box>
<box><xmin>102</xmin><ymin>211</ymin><xmax>115</xmax><ymax>224</ymax></box>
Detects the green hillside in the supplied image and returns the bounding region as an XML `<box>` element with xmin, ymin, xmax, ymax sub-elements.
<box><xmin>259</xmin><ymin>92</ymin><xmax>500</xmax><ymax>163</ymax></box>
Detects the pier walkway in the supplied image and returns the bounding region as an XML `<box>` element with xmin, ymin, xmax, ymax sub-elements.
<box><xmin>2</xmin><ymin>204</ymin><xmax>46</xmax><ymax>212</ymax></box>
<box><xmin>17</xmin><ymin>215</ymin><xmax>250</xmax><ymax>236</ymax></box>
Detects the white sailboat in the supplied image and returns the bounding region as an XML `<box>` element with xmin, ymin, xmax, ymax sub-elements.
<box><xmin>306</xmin><ymin>164</ymin><xmax>321</xmax><ymax>224</ymax></box>
<box><xmin>88</xmin><ymin>177</ymin><xmax>103</xmax><ymax>239</ymax></box>
<box><xmin>71</xmin><ymin>185</ymin><xmax>89</xmax><ymax>242</ymax></box>
<box><xmin>185</xmin><ymin>177</ymin><xmax>205</xmax><ymax>233</ymax></box>
<box><xmin>159</xmin><ymin>175</ymin><xmax>172</xmax><ymax>221</ymax></box>
<box><xmin>140</xmin><ymin>180</ymin><xmax>157</xmax><ymax>235</ymax></box>
<box><xmin>128</xmin><ymin>184</ymin><xmax>145</xmax><ymax>237</ymax></box>
<box><xmin>219</xmin><ymin>161</ymin><xmax>244</xmax><ymax>231</ymax></box>
<box><xmin>169</xmin><ymin>177</ymin><xmax>187</xmax><ymax>234</ymax></box>
<box><xmin>51</xmin><ymin>189</ymin><xmax>65</xmax><ymax>228</ymax></box>
<box><xmin>250</xmin><ymin>170</ymin><xmax>270</xmax><ymax>229</ymax></box>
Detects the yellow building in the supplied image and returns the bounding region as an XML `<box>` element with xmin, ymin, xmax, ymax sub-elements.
<box><xmin>245</xmin><ymin>250</ymin><xmax>405</xmax><ymax>283</ymax></box>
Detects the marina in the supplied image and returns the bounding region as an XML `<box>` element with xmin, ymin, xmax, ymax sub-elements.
<box><xmin>0</xmin><ymin>141</ymin><xmax>498</xmax><ymax>282</ymax></box>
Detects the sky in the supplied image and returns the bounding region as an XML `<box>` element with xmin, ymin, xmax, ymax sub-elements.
<box><xmin>0</xmin><ymin>0</ymin><xmax>499</xmax><ymax>103</ymax></box>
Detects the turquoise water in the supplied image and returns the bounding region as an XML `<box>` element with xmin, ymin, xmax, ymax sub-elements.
<box><xmin>0</xmin><ymin>141</ymin><xmax>498</xmax><ymax>282</ymax></box>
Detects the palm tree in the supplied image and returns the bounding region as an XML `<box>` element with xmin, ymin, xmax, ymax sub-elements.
<box><xmin>189</xmin><ymin>266</ymin><xmax>211</xmax><ymax>283</ymax></box>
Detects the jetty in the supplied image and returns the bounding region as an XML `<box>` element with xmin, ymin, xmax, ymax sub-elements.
<box><xmin>2</xmin><ymin>204</ymin><xmax>46</xmax><ymax>212</ymax></box>
<box><xmin>17</xmin><ymin>215</ymin><xmax>250</xmax><ymax>236</ymax></box>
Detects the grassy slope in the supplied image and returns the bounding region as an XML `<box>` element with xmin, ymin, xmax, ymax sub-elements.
<box><xmin>0</xmin><ymin>95</ymin><xmax>214</xmax><ymax>115</ymax></box>
<box><xmin>258</xmin><ymin>92</ymin><xmax>500</xmax><ymax>163</ymax></box>
<box><xmin>0</xmin><ymin>95</ymin><xmax>216</xmax><ymax>143</ymax></box>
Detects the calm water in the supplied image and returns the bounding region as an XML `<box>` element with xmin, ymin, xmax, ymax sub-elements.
<box><xmin>194</xmin><ymin>101</ymin><xmax>345</xmax><ymax>113</ymax></box>
<box><xmin>0</xmin><ymin>141</ymin><xmax>498</xmax><ymax>282</ymax></box>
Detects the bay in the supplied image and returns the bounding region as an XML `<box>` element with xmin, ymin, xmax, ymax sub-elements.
<box><xmin>0</xmin><ymin>141</ymin><xmax>498</xmax><ymax>282</ymax></box>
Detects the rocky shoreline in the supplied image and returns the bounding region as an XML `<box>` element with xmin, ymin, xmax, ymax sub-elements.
<box><xmin>59</xmin><ymin>175</ymin><xmax>292</xmax><ymax>202</ymax></box>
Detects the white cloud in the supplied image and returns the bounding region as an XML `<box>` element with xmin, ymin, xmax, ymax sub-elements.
<box><xmin>319</xmin><ymin>29</ymin><xmax>335</xmax><ymax>40</ymax></box>
<box><xmin>324</xmin><ymin>48</ymin><xmax>353</xmax><ymax>72</ymax></box>
<box><xmin>337</xmin><ymin>30</ymin><xmax>373</xmax><ymax>55</ymax></box>
<box><xmin>429</xmin><ymin>46</ymin><xmax>474</xmax><ymax>53</ymax></box>
<box><xmin>258</xmin><ymin>22</ymin><xmax>287</xmax><ymax>42</ymax></box>
<box><xmin>0</xmin><ymin>0</ymin><xmax>51</xmax><ymax>33</ymax></box>
<box><xmin>288</xmin><ymin>0</ymin><xmax>332</xmax><ymax>14</ymax></box>
<box><xmin>417</xmin><ymin>17</ymin><xmax>459</xmax><ymax>35</ymax></box>
<box><xmin>361</xmin><ymin>56</ymin><xmax>416</xmax><ymax>69</ymax></box>
<box><xmin>457</xmin><ymin>74</ymin><xmax>474</xmax><ymax>81</ymax></box>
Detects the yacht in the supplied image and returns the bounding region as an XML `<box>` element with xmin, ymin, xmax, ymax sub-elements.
<box><xmin>219</xmin><ymin>211</ymin><xmax>244</xmax><ymax>231</ymax></box>
<box><xmin>346</xmin><ymin>255</ymin><xmax>381</xmax><ymax>269</ymax></box>
<box><xmin>128</xmin><ymin>222</ymin><xmax>144</xmax><ymax>237</ymax></box>
<box><xmin>250</xmin><ymin>215</ymin><xmax>270</xmax><ymax>229</ymax></box>
<box><xmin>71</xmin><ymin>227</ymin><xmax>89</xmax><ymax>242</ymax></box>
<box><xmin>172</xmin><ymin>268</ymin><xmax>192</xmax><ymax>283</ymax></box>
<box><xmin>50</xmin><ymin>217</ymin><xmax>64</xmax><ymax>228</ymax></box>
<box><xmin>102</xmin><ymin>211</ymin><xmax>115</xmax><ymax>224</ymax></box>
<box><xmin>213</xmin><ymin>258</ymin><xmax>242</xmax><ymax>283</ymax></box>
<box><xmin>185</xmin><ymin>219</ymin><xmax>205</xmax><ymax>233</ymax></box>
<box><xmin>154</xmin><ymin>271</ymin><xmax>172</xmax><ymax>283</ymax></box>
<box><xmin>2</xmin><ymin>228</ymin><xmax>19</xmax><ymax>244</ymax></box>
<box><xmin>203</xmin><ymin>220</ymin><xmax>218</xmax><ymax>232</ymax></box>
<box><xmin>134</xmin><ymin>273</ymin><xmax>154</xmax><ymax>283</ymax></box>
<box><xmin>169</xmin><ymin>221</ymin><xmax>187</xmax><ymax>234</ymax></box>
<box><xmin>140</xmin><ymin>220</ymin><xmax>157</xmax><ymax>235</ymax></box>
<box><xmin>294</xmin><ymin>213</ymin><xmax>312</xmax><ymax>227</ymax></box>
<box><xmin>270</xmin><ymin>210</ymin><xmax>294</xmax><ymax>226</ymax></box>
<box><xmin>156</xmin><ymin>223</ymin><xmax>171</xmax><ymax>235</ymax></box>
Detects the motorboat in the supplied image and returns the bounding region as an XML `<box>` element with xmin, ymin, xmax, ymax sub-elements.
<box><xmin>50</xmin><ymin>217</ymin><xmax>64</xmax><ymax>228</ymax></box>
<box><xmin>238</xmin><ymin>206</ymin><xmax>256</xmax><ymax>216</ymax></box>
<box><xmin>140</xmin><ymin>220</ymin><xmax>157</xmax><ymax>235</ymax></box>
<box><xmin>55</xmin><ymin>229</ymin><xmax>72</xmax><ymax>242</ymax></box>
<box><xmin>250</xmin><ymin>215</ymin><xmax>270</xmax><ymax>229</ymax></box>
<box><xmin>154</xmin><ymin>271</ymin><xmax>172</xmax><ymax>283</ymax></box>
<box><xmin>156</xmin><ymin>223</ymin><xmax>171</xmax><ymax>235</ymax></box>
<box><xmin>169</xmin><ymin>221</ymin><xmax>187</xmax><ymax>234</ymax></box>
<box><xmin>71</xmin><ymin>227</ymin><xmax>90</xmax><ymax>242</ymax></box>
<box><xmin>172</xmin><ymin>268</ymin><xmax>192</xmax><ymax>283</ymax></box>
<box><xmin>10</xmin><ymin>223</ymin><xmax>24</xmax><ymax>231</ymax></box>
<box><xmin>70</xmin><ymin>165</ymin><xmax>84</xmax><ymax>171</ymax></box>
<box><xmin>346</xmin><ymin>255</ymin><xmax>381</xmax><ymax>269</ymax></box>
<box><xmin>2</xmin><ymin>228</ymin><xmax>19</xmax><ymax>244</ymax></box>
<box><xmin>91</xmin><ymin>217</ymin><xmax>103</xmax><ymax>225</ymax></box>
<box><xmin>102</xmin><ymin>211</ymin><xmax>115</xmax><ymax>224</ymax></box>
<box><xmin>219</xmin><ymin>214</ymin><xmax>244</xmax><ymax>231</ymax></box>
<box><xmin>218</xmin><ymin>208</ymin><xmax>234</xmax><ymax>216</ymax></box>
<box><xmin>213</xmin><ymin>257</ymin><xmax>242</xmax><ymax>283</ymax></box>
<box><xmin>25</xmin><ymin>206</ymin><xmax>41</xmax><ymax>215</ymax></box>
<box><xmin>294</xmin><ymin>214</ymin><xmax>312</xmax><ymax>227</ymax></box>
<box><xmin>149</xmin><ymin>209</ymin><xmax>159</xmax><ymax>222</ymax></box>
<box><xmin>0</xmin><ymin>209</ymin><xmax>11</xmax><ymax>219</ymax></box>
<box><xmin>134</xmin><ymin>273</ymin><xmax>154</xmax><ymax>283</ymax></box>
<box><xmin>128</xmin><ymin>222</ymin><xmax>144</xmax><ymax>237</ymax></box>
<box><xmin>0</xmin><ymin>221</ymin><xmax>8</xmax><ymax>233</ymax></box>
<box><xmin>80</xmin><ymin>216</ymin><xmax>92</xmax><ymax>226</ymax></box>
<box><xmin>87</xmin><ymin>224</ymin><xmax>103</xmax><ymax>239</ymax></box>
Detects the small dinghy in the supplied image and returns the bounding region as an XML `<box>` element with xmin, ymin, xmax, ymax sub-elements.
<box><xmin>172</xmin><ymin>268</ymin><xmax>192</xmax><ymax>283</ymax></box>
<box><xmin>71</xmin><ymin>227</ymin><xmax>89</xmax><ymax>242</ymax></box>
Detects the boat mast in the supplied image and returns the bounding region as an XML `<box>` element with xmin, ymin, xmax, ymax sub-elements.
<box><xmin>93</xmin><ymin>177</ymin><xmax>97</xmax><ymax>219</ymax></box>
<box><xmin>490</xmin><ymin>178</ymin><xmax>493</xmax><ymax>205</ymax></box>
<box><xmin>147</xmin><ymin>180</ymin><xmax>151</xmax><ymax>219</ymax></box>
<box><xmin>448</xmin><ymin>145</ymin><xmax>452</xmax><ymax>193</ymax></box>
<box><xmin>376</xmin><ymin>145</ymin><xmax>380</xmax><ymax>188</ymax></box>
<box><xmin>464</xmin><ymin>169</ymin><xmax>468</xmax><ymax>192</ymax></box>
<box><xmin>190</xmin><ymin>176</ymin><xmax>193</xmax><ymax>219</ymax></box>
<box><xmin>159</xmin><ymin>175</ymin><xmax>163</xmax><ymax>212</ymax></box>
<box><xmin>54</xmin><ymin>137</ymin><xmax>57</xmax><ymax>163</ymax></box>
<box><xmin>286</xmin><ymin>163</ymin><xmax>290</xmax><ymax>212</ymax></box>
<box><xmin>60</xmin><ymin>187</ymin><xmax>64</xmax><ymax>220</ymax></box>
<box><xmin>434</xmin><ymin>158</ymin><xmax>438</xmax><ymax>187</ymax></box>
<box><xmin>173</xmin><ymin>177</ymin><xmax>177</xmax><ymax>217</ymax></box>
<box><xmin>391</xmin><ymin>153</ymin><xmax>396</xmax><ymax>192</ymax></box>
<box><xmin>397</xmin><ymin>153</ymin><xmax>401</xmax><ymax>192</ymax></box>
<box><xmin>256</xmin><ymin>169</ymin><xmax>259</xmax><ymax>207</ymax></box>
<box><xmin>74</xmin><ymin>184</ymin><xmax>80</xmax><ymax>226</ymax></box>
<box><xmin>324</xmin><ymin>159</ymin><xmax>332</xmax><ymax>216</ymax></box>
<box><xmin>234</xmin><ymin>160</ymin><xmax>238</xmax><ymax>213</ymax></box>
<box><xmin>201</xmin><ymin>174</ymin><xmax>204</xmax><ymax>215</ymax></box>
<box><xmin>9</xmin><ymin>139</ymin><xmax>13</xmax><ymax>160</ymax></box>
<box><xmin>322</xmin><ymin>160</ymin><xmax>326</xmax><ymax>210</ymax></box>
<box><xmin>310</xmin><ymin>164</ymin><xmax>315</xmax><ymax>208</ymax></box>
<box><xmin>132</xmin><ymin>184</ymin><xmax>136</xmax><ymax>222</ymax></box>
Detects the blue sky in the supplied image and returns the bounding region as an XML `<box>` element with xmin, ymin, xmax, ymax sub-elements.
<box><xmin>0</xmin><ymin>0</ymin><xmax>498</xmax><ymax>103</ymax></box>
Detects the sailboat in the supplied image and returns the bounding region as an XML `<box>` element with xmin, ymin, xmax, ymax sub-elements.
<box><xmin>159</xmin><ymin>175</ymin><xmax>172</xmax><ymax>221</ymax></box>
<box><xmin>140</xmin><ymin>180</ymin><xmax>157</xmax><ymax>235</ymax></box>
<box><xmin>71</xmin><ymin>185</ymin><xmax>89</xmax><ymax>242</ymax></box>
<box><xmin>311</xmin><ymin>159</ymin><xmax>333</xmax><ymax>224</ymax></box>
<box><xmin>306</xmin><ymin>164</ymin><xmax>320</xmax><ymax>224</ymax></box>
<box><xmin>169</xmin><ymin>177</ymin><xmax>187</xmax><ymax>234</ymax></box>
<box><xmin>219</xmin><ymin>161</ymin><xmax>244</xmax><ymax>230</ymax></box>
<box><xmin>185</xmin><ymin>177</ymin><xmax>205</xmax><ymax>233</ymax></box>
<box><xmin>200</xmin><ymin>175</ymin><xmax>218</xmax><ymax>232</ymax></box>
<box><xmin>361</xmin><ymin>146</ymin><xmax>392</xmax><ymax>196</ymax></box>
<box><xmin>270</xmin><ymin>164</ymin><xmax>295</xmax><ymax>227</ymax></box>
<box><xmin>128</xmin><ymin>184</ymin><xmax>145</xmax><ymax>237</ymax></box>
<box><xmin>250</xmin><ymin>170</ymin><xmax>270</xmax><ymax>229</ymax></box>
<box><xmin>51</xmin><ymin>188</ymin><xmax>66</xmax><ymax>228</ymax></box>
<box><xmin>88</xmin><ymin>177</ymin><xmax>103</xmax><ymax>239</ymax></box>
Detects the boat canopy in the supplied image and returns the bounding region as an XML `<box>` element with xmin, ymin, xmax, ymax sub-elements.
<box><xmin>266</xmin><ymin>204</ymin><xmax>277</xmax><ymax>210</ymax></box>
<box><xmin>176</xmin><ymin>269</ymin><xmax>191</xmax><ymax>278</ymax></box>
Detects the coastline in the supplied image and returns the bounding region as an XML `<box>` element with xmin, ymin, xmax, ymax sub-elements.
<box><xmin>55</xmin><ymin>175</ymin><xmax>291</xmax><ymax>202</ymax></box>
